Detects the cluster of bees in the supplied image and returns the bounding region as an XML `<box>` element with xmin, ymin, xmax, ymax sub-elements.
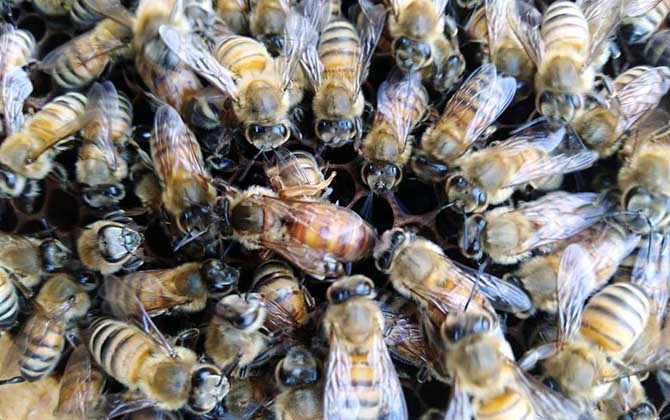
<box><xmin>2</xmin><ymin>0</ymin><xmax>670</xmax><ymax>419</ymax></box>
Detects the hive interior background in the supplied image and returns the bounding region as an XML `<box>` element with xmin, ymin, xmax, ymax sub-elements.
<box><xmin>1</xmin><ymin>0</ymin><xmax>669</xmax><ymax>419</ymax></box>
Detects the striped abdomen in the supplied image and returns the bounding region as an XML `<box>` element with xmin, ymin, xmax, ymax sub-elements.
<box><xmin>643</xmin><ymin>29</ymin><xmax>670</xmax><ymax>66</ymax></box>
<box><xmin>267</xmin><ymin>151</ymin><xmax>326</xmax><ymax>194</ymax></box>
<box><xmin>347</xmin><ymin>352</ymin><xmax>381</xmax><ymax>420</ymax></box>
<box><xmin>475</xmin><ymin>387</ymin><xmax>534</xmax><ymax>420</ymax></box>
<box><xmin>18</xmin><ymin>314</ymin><xmax>65</xmax><ymax>381</ymax></box>
<box><xmin>55</xmin><ymin>346</ymin><xmax>106</xmax><ymax>418</ymax></box>
<box><xmin>318</xmin><ymin>20</ymin><xmax>360</xmax><ymax>82</ymax></box>
<box><xmin>579</xmin><ymin>282</ymin><xmax>650</xmax><ymax>354</ymax></box>
<box><xmin>0</xmin><ymin>270</ymin><xmax>19</xmax><ymax>329</ymax></box>
<box><xmin>621</xmin><ymin>0</ymin><xmax>670</xmax><ymax>44</ymax></box>
<box><xmin>69</xmin><ymin>0</ymin><xmax>109</xmax><ymax>28</ymax></box>
<box><xmin>0</xmin><ymin>28</ymin><xmax>34</xmax><ymax>76</ymax></box>
<box><xmin>253</xmin><ymin>261</ymin><xmax>310</xmax><ymax>331</ymax></box>
<box><xmin>27</xmin><ymin>92</ymin><xmax>87</xmax><ymax>145</ymax></box>
<box><xmin>215</xmin><ymin>36</ymin><xmax>273</xmax><ymax>77</ymax></box>
<box><xmin>88</xmin><ymin>318</ymin><xmax>157</xmax><ymax>388</ymax></box>
<box><xmin>111</xmin><ymin>93</ymin><xmax>134</xmax><ymax>143</ymax></box>
<box><xmin>540</xmin><ymin>1</ymin><xmax>589</xmax><ymax>58</ymax></box>
<box><xmin>136</xmin><ymin>57</ymin><xmax>202</xmax><ymax>116</ymax></box>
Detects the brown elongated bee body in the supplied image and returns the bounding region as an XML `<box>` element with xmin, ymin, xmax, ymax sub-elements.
<box><xmin>0</xmin><ymin>231</ymin><xmax>71</xmax><ymax>288</ymax></box>
<box><xmin>77</xmin><ymin>219</ymin><xmax>144</xmax><ymax>274</ymax></box>
<box><xmin>266</xmin><ymin>150</ymin><xmax>334</xmax><ymax>199</ymax></box>
<box><xmin>54</xmin><ymin>345</ymin><xmax>106</xmax><ymax>420</ymax></box>
<box><xmin>0</xmin><ymin>269</ymin><xmax>19</xmax><ymax>330</ymax></box>
<box><xmin>205</xmin><ymin>293</ymin><xmax>270</xmax><ymax>376</ymax></box>
<box><xmin>0</xmin><ymin>24</ymin><xmax>35</xmax><ymax>135</ymax></box>
<box><xmin>41</xmin><ymin>18</ymin><xmax>133</xmax><ymax>89</ymax></box>
<box><xmin>374</xmin><ymin>228</ymin><xmax>531</xmax><ymax>324</ymax></box>
<box><xmin>88</xmin><ymin>317</ymin><xmax>229</xmax><ymax>413</ymax></box>
<box><xmin>221</xmin><ymin>185</ymin><xmax>375</xmax><ymax>278</ymax></box>
<box><xmin>323</xmin><ymin>276</ymin><xmax>407</xmax><ymax>420</ymax></box>
<box><xmin>0</xmin><ymin>92</ymin><xmax>87</xmax><ymax>197</ymax></box>
<box><xmin>214</xmin><ymin>0</ymin><xmax>249</xmax><ymax>34</ymax></box>
<box><xmin>274</xmin><ymin>346</ymin><xmax>323</xmax><ymax>420</ymax></box>
<box><xmin>360</xmin><ymin>72</ymin><xmax>428</xmax><ymax>194</ymax></box>
<box><xmin>620</xmin><ymin>0</ymin><xmax>670</xmax><ymax>46</ymax></box>
<box><xmin>378</xmin><ymin>291</ymin><xmax>429</xmax><ymax>371</ymax></box>
<box><xmin>252</xmin><ymin>260</ymin><xmax>314</xmax><ymax>333</ymax></box>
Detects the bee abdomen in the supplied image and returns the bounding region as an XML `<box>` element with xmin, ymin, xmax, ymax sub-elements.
<box><xmin>579</xmin><ymin>283</ymin><xmax>650</xmax><ymax>354</ymax></box>
<box><xmin>19</xmin><ymin>317</ymin><xmax>65</xmax><ymax>381</ymax></box>
<box><xmin>475</xmin><ymin>388</ymin><xmax>534</xmax><ymax>420</ymax></box>
<box><xmin>541</xmin><ymin>1</ymin><xmax>589</xmax><ymax>57</ymax></box>
<box><xmin>349</xmin><ymin>354</ymin><xmax>381</xmax><ymax>420</ymax></box>
<box><xmin>216</xmin><ymin>36</ymin><xmax>273</xmax><ymax>76</ymax></box>
<box><xmin>0</xmin><ymin>272</ymin><xmax>19</xmax><ymax>329</ymax></box>
<box><xmin>318</xmin><ymin>20</ymin><xmax>360</xmax><ymax>79</ymax></box>
<box><xmin>643</xmin><ymin>29</ymin><xmax>670</xmax><ymax>66</ymax></box>
<box><xmin>112</xmin><ymin>93</ymin><xmax>134</xmax><ymax>141</ymax></box>
<box><xmin>69</xmin><ymin>0</ymin><xmax>107</xmax><ymax>28</ymax></box>
<box><xmin>29</xmin><ymin>92</ymin><xmax>87</xmax><ymax>142</ymax></box>
<box><xmin>443</xmin><ymin>70</ymin><xmax>498</xmax><ymax>132</ymax></box>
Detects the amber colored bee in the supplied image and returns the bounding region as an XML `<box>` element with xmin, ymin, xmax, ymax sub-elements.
<box><xmin>266</xmin><ymin>150</ymin><xmax>335</xmax><ymax>200</ymax></box>
<box><xmin>446</xmin><ymin>122</ymin><xmax>598</xmax><ymax>213</ymax></box>
<box><xmin>461</xmin><ymin>191</ymin><xmax>612</xmax><ymax>264</ymax></box>
<box><xmin>53</xmin><ymin>345</ymin><xmax>106</xmax><ymax>420</ymax></box>
<box><xmin>274</xmin><ymin>346</ymin><xmax>324</xmax><ymax>420</ymax></box>
<box><xmin>573</xmin><ymin>65</ymin><xmax>670</xmax><ymax>158</ymax></box>
<box><xmin>77</xmin><ymin>216</ymin><xmax>144</xmax><ymax>274</ymax></box>
<box><xmin>323</xmin><ymin>275</ymin><xmax>407</xmax><ymax>420</ymax></box>
<box><xmin>411</xmin><ymin>64</ymin><xmax>516</xmax><ymax>182</ymax></box>
<box><xmin>0</xmin><ymin>92</ymin><xmax>87</xmax><ymax>197</ymax></box>
<box><xmin>360</xmin><ymin>71</ymin><xmax>429</xmax><ymax>194</ymax></box>
<box><xmin>252</xmin><ymin>260</ymin><xmax>315</xmax><ymax>334</ymax></box>
<box><xmin>87</xmin><ymin>317</ymin><xmax>229</xmax><ymax>414</ymax></box>
<box><xmin>0</xmin><ymin>231</ymin><xmax>71</xmax><ymax>289</ymax></box>
<box><xmin>0</xmin><ymin>24</ymin><xmax>34</xmax><ymax>136</ymax></box>
<box><xmin>205</xmin><ymin>293</ymin><xmax>271</xmax><ymax>377</ymax></box>
<box><xmin>40</xmin><ymin>17</ymin><xmax>133</xmax><ymax>89</ymax></box>
<box><xmin>218</xmin><ymin>185</ymin><xmax>375</xmax><ymax>278</ymax></box>
<box><xmin>0</xmin><ymin>274</ymin><xmax>91</xmax><ymax>386</ymax></box>
<box><xmin>375</xmin><ymin>228</ymin><xmax>531</xmax><ymax>325</ymax></box>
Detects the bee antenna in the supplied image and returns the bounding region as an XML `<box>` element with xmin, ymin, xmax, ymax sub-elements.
<box><xmin>464</xmin><ymin>256</ymin><xmax>488</xmax><ymax>312</ymax></box>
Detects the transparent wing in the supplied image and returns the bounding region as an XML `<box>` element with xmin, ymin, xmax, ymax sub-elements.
<box><xmin>324</xmin><ymin>328</ymin><xmax>360</xmax><ymax>420</ymax></box>
<box><xmin>611</xmin><ymin>66</ymin><xmax>670</xmax><ymax>132</ymax></box>
<box><xmin>556</xmin><ymin>244</ymin><xmax>596</xmax><ymax>345</ymax></box>
<box><xmin>280</xmin><ymin>0</ymin><xmax>322</xmax><ymax>91</ymax></box>
<box><xmin>100</xmin><ymin>393</ymin><xmax>158</xmax><ymax>420</ymax></box>
<box><xmin>82</xmin><ymin>81</ymin><xmax>120</xmax><ymax>171</ymax></box>
<box><xmin>631</xmin><ymin>232</ymin><xmax>670</xmax><ymax>322</ymax></box>
<box><xmin>377</xmin><ymin>72</ymin><xmax>426</xmax><ymax>145</ymax></box>
<box><xmin>355</xmin><ymin>0</ymin><xmax>386</xmax><ymax>95</ymax></box>
<box><xmin>369</xmin><ymin>331</ymin><xmax>408</xmax><ymax>420</ymax></box>
<box><xmin>507</xmin><ymin>0</ymin><xmax>544</xmax><ymax>66</ymax></box>
<box><xmin>260</xmin><ymin>237</ymin><xmax>344</xmax><ymax>277</ymax></box>
<box><xmin>158</xmin><ymin>25</ymin><xmax>238</xmax><ymax>100</ymax></box>
<box><xmin>485</xmin><ymin>0</ymin><xmax>509</xmax><ymax>56</ymax></box>
<box><xmin>2</xmin><ymin>67</ymin><xmax>32</xmax><ymax>136</ymax></box>
<box><xmin>512</xmin><ymin>362</ymin><xmax>582</xmax><ymax>420</ymax></box>
<box><xmin>54</xmin><ymin>345</ymin><xmax>105</xmax><ymax>420</ymax></box>
<box><xmin>443</xmin><ymin>377</ymin><xmax>473</xmax><ymax>420</ymax></box>
<box><xmin>40</xmin><ymin>29</ymin><xmax>127</xmax><ymax>72</ymax></box>
<box><xmin>580</xmin><ymin>0</ymin><xmax>626</xmax><ymax>63</ymax></box>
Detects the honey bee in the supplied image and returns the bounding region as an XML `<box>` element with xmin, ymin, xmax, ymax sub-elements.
<box><xmin>641</xmin><ymin>28</ymin><xmax>670</xmax><ymax>66</ymax></box>
<box><xmin>214</xmin><ymin>0</ymin><xmax>249</xmax><ymax>34</ymax></box>
<box><xmin>514</xmin><ymin>222</ymin><xmax>640</xmax><ymax>314</ymax></box>
<box><xmin>572</xmin><ymin>65</ymin><xmax>670</xmax><ymax>158</ymax></box>
<box><xmin>374</xmin><ymin>228</ymin><xmax>532</xmax><ymax>324</ymax></box>
<box><xmin>322</xmin><ymin>275</ymin><xmax>407</xmax><ymax>420</ymax></box>
<box><xmin>510</xmin><ymin>0</ymin><xmax>651</xmax><ymax>123</ymax></box>
<box><xmin>0</xmin><ymin>274</ymin><xmax>91</xmax><ymax>386</ymax></box>
<box><xmin>53</xmin><ymin>345</ymin><xmax>106</xmax><ymax>420</ymax></box>
<box><xmin>40</xmin><ymin>17</ymin><xmax>134</xmax><ymax>89</ymax></box>
<box><xmin>77</xmin><ymin>215</ymin><xmax>144</xmax><ymax>274</ymax></box>
<box><xmin>620</xmin><ymin>0</ymin><xmax>670</xmax><ymax>46</ymax></box>
<box><xmin>205</xmin><ymin>293</ymin><xmax>271</xmax><ymax>377</ymax></box>
<box><xmin>0</xmin><ymin>269</ymin><xmax>21</xmax><ymax>331</ymax></box>
<box><xmin>0</xmin><ymin>92</ymin><xmax>87</xmax><ymax>198</ymax></box>
<box><xmin>460</xmin><ymin>191</ymin><xmax>612</xmax><ymax>264</ymax></box>
<box><xmin>87</xmin><ymin>317</ymin><xmax>229</xmax><ymax>414</ymax></box>
<box><xmin>437</xmin><ymin>309</ymin><xmax>580</xmax><ymax>420</ymax></box>
<box><xmin>218</xmin><ymin>185</ymin><xmax>375</xmax><ymax>278</ymax></box>
<box><xmin>595</xmin><ymin>376</ymin><xmax>656</xmax><ymax>420</ymax></box>
<box><xmin>302</xmin><ymin>0</ymin><xmax>386</xmax><ymax>147</ymax></box>
<box><xmin>252</xmin><ymin>260</ymin><xmax>315</xmax><ymax>334</ymax></box>
<box><xmin>274</xmin><ymin>346</ymin><xmax>323</xmax><ymax>420</ymax></box>
<box><xmin>0</xmin><ymin>24</ymin><xmax>35</xmax><ymax>136</ymax></box>
<box><xmin>411</xmin><ymin>64</ymin><xmax>516</xmax><ymax>182</ymax></box>
<box><xmin>266</xmin><ymin>150</ymin><xmax>335</xmax><ymax>199</ymax></box>
<box><xmin>68</xmin><ymin>0</ymin><xmax>127</xmax><ymax>28</ymax></box>
<box><xmin>103</xmin><ymin>260</ymin><xmax>240</xmax><ymax>318</ymax></box>
<box><xmin>0</xmin><ymin>231</ymin><xmax>71</xmax><ymax>289</ymax></box>
<box><xmin>129</xmin><ymin>146</ymin><xmax>164</xmax><ymax>212</ymax></box>
<box><xmin>184</xmin><ymin>0</ymin><xmax>234</xmax><ymax>51</ymax></box>
<box><xmin>75</xmin><ymin>81</ymin><xmax>133</xmax><ymax>209</ymax></box>
<box><xmin>360</xmin><ymin>71</ymin><xmax>429</xmax><ymax>194</ymax></box>
<box><xmin>159</xmin><ymin>2</ymin><xmax>319</xmax><ymax>150</ymax></box>
<box><xmin>249</xmin><ymin>0</ymin><xmax>290</xmax><ymax>55</ymax></box>
<box><xmin>446</xmin><ymin>123</ymin><xmax>598</xmax><ymax>213</ymax></box>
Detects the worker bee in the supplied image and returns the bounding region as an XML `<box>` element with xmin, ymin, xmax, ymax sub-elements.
<box><xmin>53</xmin><ymin>345</ymin><xmax>106</xmax><ymax>420</ymax></box>
<box><xmin>0</xmin><ymin>92</ymin><xmax>87</xmax><ymax>198</ymax></box>
<box><xmin>218</xmin><ymin>185</ymin><xmax>375</xmax><ymax>278</ymax></box>
<box><xmin>513</xmin><ymin>222</ymin><xmax>640</xmax><ymax>314</ymax></box>
<box><xmin>129</xmin><ymin>145</ymin><xmax>164</xmax><ymax>212</ymax></box>
<box><xmin>620</xmin><ymin>0</ymin><xmax>670</xmax><ymax>46</ymax></box>
<box><xmin>266</xmin><ymin>150</ymin><xmax>335</xmax><ymax>199</ymax></box>
<box><xmin>249</xmin><ymin>0</ymin><xmax>290</xmax><ymax>55</ymax></box>
<box><xmin>205</xmin><ymin>293</ymin><xmax>271</xmax><ymax>377</ymax></box>
<box><xmin>573</xmin><ymin>65</ymin><xmax>670</xmax><ymax>158</ymax></box>
<box><xmin>0</xmin><ymin>269</ymin><xmax>20</xmax><ymax>330</ymax></box>
<box><xmin>274</xmin><ymin>346</ymin><xmax>323</xmax><ymax>420</ymax></box>
<box><xmin>460</xmin><ymin>191</ymin><xmax>612</xmax><ymax>264</ymax></box>
<box><xmin>75</xmin><ymin>81</ymin><xmax>133</xmax><ymax>209</ymax></box>
<box><xmin>302</xmin><ymin>0</ymin><xmax>386</xmax><ymax>147</ymax></box>
<box><xmin>103</xmin><ymin>259</ymin><xmax>240</xmax><ymax>318</ymax></box>
<box><xmin>214</xmin><ymin>0</ymin><xmax>249</xmax><ymax>34</ymax></box>
<box><xmin>446</xmin><ymin>123</ymin><xmax>598</xmax><ymax>213</ymax></box>
<box><xmin>184</xmin><ymin>0</ymin><xmax>234</xmax><ymax>51</ymax></box>
<box><xmin>40</xmin><ymin>17</ymin><xmax>133</xmax><ymax>89</ymax></box>
<box><xmin>374</xmin><ymin>228</ymin><xmax>532</xmax><ymax>324</ymax></box>
<box><xmin>252</xmin><ymin>260</ymin><xmax>315</xmax><ymax>334</ymax></box>
<box><xmin>519</xmin><ymin>245</ymin><xmax>651</xmax><ymax>410</ymax></box>
<box><xmin>77</xmin><ymin>215</ymin><xmax>144</xmax><ymax>274</ymax></box>
<box><xmin>437</xmin><ymin>309</ymin><xmax>580</xmax><ymax>420</ymax></box>
<box><xmin>595</xmin><ymin>376</ymin><xmax>656</xmax><ymax>420</ymax></box>
<box><xmin>323</xmin><ymin>275</ymin><xmax>407</xmax><ymax>420</ymax></box>
<box><xmin>159</xmin><ymin>1</ymin><xmax>319</xmax><ymax>151</ymax></box>
<box><xmin>360</xmin><ymin>71</ymin><xmax>429</xmax><ymax>194</ymax></box>
<box><xmin>411</xmin><ymin>64</ymin><xmax>516</xmax><ymax>182</ymax></box>
<box><xmin>0</xmin><ymin>274</ymin><xmax>91</xmax><ymax>386</ymax></box>
<box><xmin>0</xmin><ymin>231</ymin><xmax>71</xmax><ymax>289</ymax></box>
<box><xmin>87</xmin><ymin>317</ymin><xmax>229</xmax><ymax>414</ymax></box>
<box><xmin>642</xmin><ymin>28</ymin><xmax>670</xmax><ymax>67</ymax></box>
<box><xmin>0</xmin><ymin>24</ymin><xmax>35</xmax><ymax>136</ymax></box>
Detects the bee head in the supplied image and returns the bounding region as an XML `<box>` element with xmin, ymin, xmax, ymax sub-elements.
<box><xmin>445</xmin><ymin>174</ymin><xmax>487</xmax><ymax>214</ymax></box>
<box><xmin>619</xmin><ymin>186</ymin><xmax>670</xmax><ymax>233</ymax></box>
<box><xmin>0</xmin><ymin>166</ymin><xmax>26</xmax><ymax>198</ymax></box>
<box><xmin>326</xmin><ymin>275</ymin><xmax>375</xmax><ymax>304</ymax></box>
<box><xmin>536</xmin><ymin>91</ymin><xmax>582</xmax><ymax>124</ymax></box>
<box><xmin>315</xmin><ymin>118</ymin><xmax>358</xmax><ymax>147</ymax></box>
<box><xmin>440</xmin><ymin>311</ymin><xmax>493</xmax><ymax>346</ymax></box>
<box><xmin>261</xmin><ymin>34</ymin><xmax>285</xmax><ymax>56</ymax></box>
<box><xmin>409</xmin><ymin>151</ymin><xmax>450</xmax><ymax>182</ymax></box>
<box><xmin>433</xmin><ymin>54</ymin><xmax>465</xmax><ymax>92</ymax></box>
<box><xmin>460</xmin><ymin>214</ymin><xmax>486</xmax><ymax>260</ymax></box>
<box><xmin>97</xmin><ymin>224</ymin><xmax>143</xmax><ymax>263</ymax></box>
<box><xmin>40</xmin><ymin>238</ymin><xmax>71</xmax><ymax>272</ymax></box>
<box><xmin>393</xmin><ymin>36</ymin><xmax>432</xmax><ymax>72</ymax></box>
<box><xmin>180</xmin><ymin>204</ymin><xmax>212</xmax><ymax>233</ymax></box>
<box><xmin>374</xmin><ymin>228</ymin><xmax>410</xmax><ymax>272</ymax></box>
<box><xmin>245</xmin><ymin>122</ymin><xmax>290</xmax><ymax>151</ymax></box>
<box><xmin>188</xmin><ymin>364</ymin><xmax>229</xmax><ymax>414</ymax></box>
<box><xmin>618</xmin><ymin>402</ymin><xmax>657</xmax><ymax>420</ymax></box>
<box><xmin>201</xmin><ymin>259</ymin><xmax>240</xmax><ymax>296</ymax></box>
<box><xmin>216</xmin><ymin>293</ymin><xmax>267</xmax><ymax>331</ymax></box>
<box><xmin>361</xmin><ymin>161</ymin><xmax>402</xmax><ymax>194</ymax></box>
<box><xmin>82</xmin><ymin>184</ymin><xmax>126</xmax><ymax>209</ymax></box>
<box><xmin>275</xmin><ymin>346</ymin><xmax>319</xmax><ymax>388</ymax></box>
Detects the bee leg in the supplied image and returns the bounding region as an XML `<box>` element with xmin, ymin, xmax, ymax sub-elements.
<box><xmin>49</xmin><ymin>163</ymin><xmax>71</xmax><ymax>191</ymax></box>
<box><xmin>122</xmin><ymin>257</ymin><xmax>144</xmax><ymax>272</ymax></box>
<box><xmin>0</xmin><ymin>376</ymin><xmax>25</xmax><ymax>386</ymax></box>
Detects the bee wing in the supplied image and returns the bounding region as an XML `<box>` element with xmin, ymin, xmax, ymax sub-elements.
<box><xmin>2</xmin><ymin>67</ymin><xmax>32</xmax><ymax>136</ymax></box>
<box><xmin>158</xmin><ymin>25</ymin><xmax>238</xmax><ymax>100</ymax></box>
<box><xmin>511</xmin><ymin>362</ymin><xmax>581</xmax><ymax>420</ymax></box>
<box><xmin>81</xmin><ymin>81</ymin><xmax>121</xmax><ymax>171</ymax></box>
<box><xmin>370</xmin><ymin>331</ymin><xmax>408</xmax><ymax>420</ymax></box>
<box><xmin>444</xmin><ymin>377</ymin><xmax>474</xmax><ymax>420</ymax></box>
<box><xmin>55</xmin><ymin>345</ymin><xmax>104</xmax><ymax>420</ymax></box>
<box><xmin>260</xmin><ymin>237</ymin><xmax>344</xmax><ymax>277</ymax></box>
<box><xmin>485</xmin><ymin>0</ymin><xmax>539</xmax><ymax>57</ymax></box>
<box><xmin>324</xmin><ymin>328</ymin><xmax>362</xmax><ymax>420</ymax></box>
<box><xmin>355</xmin><ymin>0</ymin><xmax>386</xmax><ymax>95</ymax></box>
<box><xmin>631</xmin><ymin>232</ymin><xmax>670</xmax><ymax>322</ymax></box>
<box><xmin>300</xmin><ymin>36</ymin><xmax>323</xmax><ymax>90</ymax></box>
<box><xmin>377</xmin><ymin>72</ymin><xmax>425</xmax><ymax>144</ymax></box>
<box><xmin>555</xmin><ymin>244</ymin><xmax>596</xmax><ymax>344</ymax></box>
<box><xmin>40</xmin><ymin>28</ymin><xmax>128</xmax><ymax>72</ymax></box>
<box><xmin>100</xmin><ymin>393</ymin><xmax>159</xmax><ymax>420</ymax></box>
<box><xmin>611</xmin><ymin>66</ymin><xmax>670</xmax><ymax>132</ymax></box>
<box><xmin>507</xmin><ymin>0</ymin><xmax>544</xmax><ymax>66</ymax></box>
<box><xmin>279</xmin><ymin>0</ymin><xmax>322</xmax><ymax>91</ymax></box>
<box><xmin>443</xmin><ymin>64</ymin><xmax>516</xmax><ymax>144</ymax></box>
